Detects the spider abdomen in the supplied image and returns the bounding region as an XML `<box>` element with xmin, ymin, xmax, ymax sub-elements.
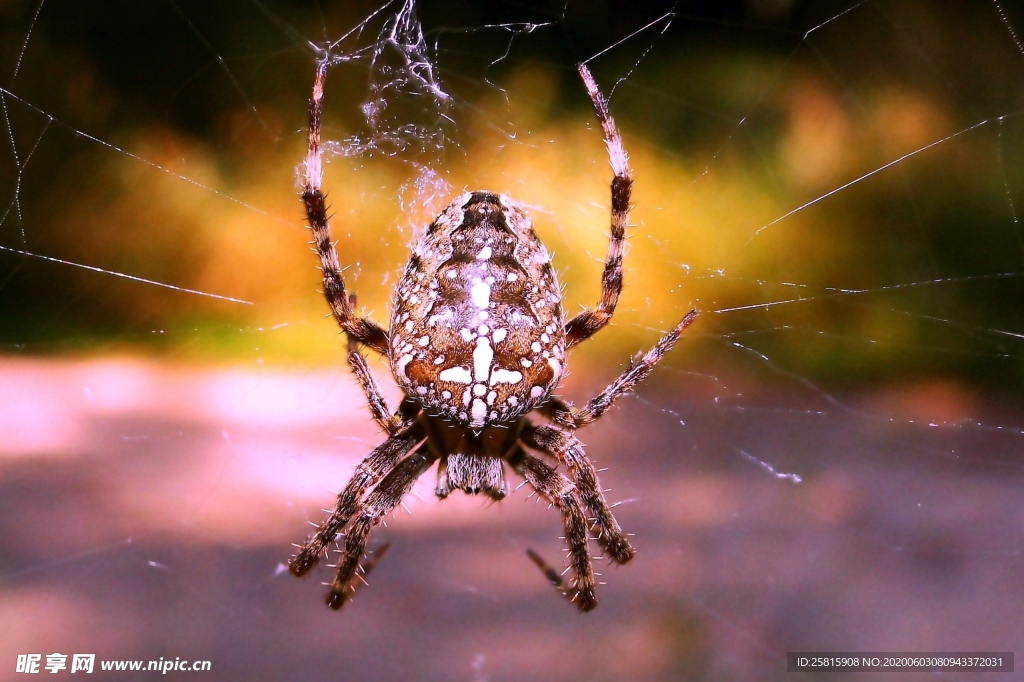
<box><xmin>390</xmin><ymin>191</ymin><xmax>565</xmax><ymax>428</ymax></box>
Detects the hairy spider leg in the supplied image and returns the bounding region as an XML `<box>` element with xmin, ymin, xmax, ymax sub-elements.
<box><xmin>549</xmin><ymin>309</ymin><xmax>698</xmax><ymax>429</ymax></box>
<box><xmin>508</xmin><ymin>446</ymin><xmax>597</xmax><ymax>611</ymax></box>
<box><xmin>289</xmin><ymin>427</ymin><xmax>423</xmax><ymax>577</ymax></box>
<box><xmin>522</xmin><ymin>425</ymin><xmax>633</xmax><ymax>564</ymax></box>
<box><xmin>325</xmin><ymin>449</ymin><xmax>438</xmax><ymax>609</ymax></box>
<box><xmin>347</xmin><ymin>350</ymin><xmax>419</xmax><ymax>435</ymax></box>
<box><xmin>525</xmin><ymin>547</ymin><xmax>566</xmax><ymax>590</ymax></box>
<box><xmin>302</xmin><ymin>63</ymin><xmax>389</xmax><ymax>355</ymax></box>
<box><xmin>532</xmin><ymin>310</ymin><xmax>697</xmax><ymax>562</ymax></box>
<box><xmin>565</xmin><ymin>64</ymin><xmax>633</xmax><ymax>349</ymax></box>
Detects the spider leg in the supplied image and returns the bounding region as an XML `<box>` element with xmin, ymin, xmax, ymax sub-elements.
<box><xmin>526</xmin><ymin>547</ymin><xmax>567</xmax><ymax>591</ymax></box>
<box><xmin>325</xmin><ymin>448</ymin><xmax>437</xmax><ymax>609</ymax></box>
<box><xmin>303</xmin><ymin>63</ymin><xmax>389</xmax><ymax>355</ymax></box>
<box><xmin>564</xmin><ymin>64</ymin><xmax>633</xmax><ymax>350</ymax></box>
<box><xmin>548</xmin><ymin>310</ymin><xmax>697</xmax><ymax>430</ymax></box>
<box><xmin>508</xmin><ymin>446</ymin><xmax>597</xmax><ymax>611</ymax></box>
<box><xmin>521</xmin><ymin>425</ymin><xmax>634</xmax><ymax>565</ymax></box>
<box><xmin>347</xmin><ymin>349</ymin><xmax>418</xmax><ymax>435</ymax></box>
<box><xmin>289</xmin><ymin>425</ymin><xmax>423</xmax><ymax>577</ymax></box>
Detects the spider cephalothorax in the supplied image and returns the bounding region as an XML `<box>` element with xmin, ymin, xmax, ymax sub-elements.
<box><xmin>289</xmin><ymin>60</ymin><xmax>696</xmax><ymax>612</ymax></box>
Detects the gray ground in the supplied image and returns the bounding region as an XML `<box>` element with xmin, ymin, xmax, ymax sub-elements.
<box><xmin>1</xmin><ymin>358</ymin><xmax>1021</xmax><ymax>681</ymax></box>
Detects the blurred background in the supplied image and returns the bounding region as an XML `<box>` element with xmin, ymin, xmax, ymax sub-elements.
<box><xmin>1</xmin><ymin>0</ymin><xmax>1023</xmax><ymax>679</ymax></box>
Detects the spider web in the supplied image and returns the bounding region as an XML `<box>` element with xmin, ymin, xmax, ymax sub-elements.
<box><xmin>1</xmin><ymin>0</ymin><xmax>1023</xmax><ymax>679</ymax></box>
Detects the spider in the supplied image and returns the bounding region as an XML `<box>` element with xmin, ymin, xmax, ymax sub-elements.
<box><xmin>288</xmin><ymin>60</ymin><xmax>697</xmax><ymax>612</ymax></box>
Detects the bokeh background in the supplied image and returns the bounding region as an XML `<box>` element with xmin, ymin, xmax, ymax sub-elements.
<box><xmin>2</xmin><ymin>0</ymin><xmax>1024</xmax><ymax>679</ymax></box>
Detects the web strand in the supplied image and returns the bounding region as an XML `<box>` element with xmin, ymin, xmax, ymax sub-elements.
<box><xmin>0</xmin><ymin>245</ymin><xmax>252</xmax><ymax>304</ymax></box>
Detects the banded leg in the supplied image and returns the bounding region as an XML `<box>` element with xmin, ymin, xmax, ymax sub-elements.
<box><xmin>347</xmin><ymin>350</ymin><xmax>417</xmax><ymax>435</ymax></box>
<box><xmin>565</xmin><ymin>64</ymin><xmax>633</xmax><ymax>349</ymax></box>
<box><xmin>289</xmin><ymin>427</ymin><xmax>422</xmax><ymax>576</ymax></box>
<box><xmin>325</xmin><ymin>448</ymin><xmax>437</xmax><ymax>609</ymax></box>
<box><xmin>303</xmin><ymin>63</ymin><xmax>388</xmax><ymax>355</ymax></box>
<box><xmin>548</xmin><ymin>309</ymin><xmax>698</xmax><ymax>430</ymax></box>
<box><xmin>510</xmin><ymin>447</ymin><xmax>597</xmax><ymax>611</ymax></box>
<box><xmin>522</xmin><ymin>425</ymin><xmax>633</xmax><ymax>564</ymax></box>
